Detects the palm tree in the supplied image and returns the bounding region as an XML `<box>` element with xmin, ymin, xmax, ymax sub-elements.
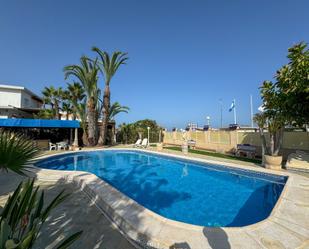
<box><xmin>75</xmin><ymin>100</ymin><xmax>88</xmax><ymax>145</ymax></box>
<box><xmin>109</xmin><ymin>102</ymin><xmax>129</xmax><ymax>121</ymax></box>
<box><xmin>67</xmin><ymin>82</ymin><xmax>86</xmax><ymax>120</ymax></box>
<box><xmin>0</xmin><ymin>130</ymin><xmax>40</xmax><ymax>175</ymax></box>
<box><xmin>42</xmin><ymin>86</ymin><xmax>63</xmax><ymax>120</ymax></box>
<box><xmin>92</xmin><ymin>47</ymin><xmax>128</xmax><ymax>145</ymax></box>
<box><xmin>34</xmin><ymin>109</ymin><xmax>54</xmax><ymax>119</ymax></box>
<box><xmin>64</xmin><ymin>56</ymin><xmax>100</xmax><ymax>146</ymax></box>
<box><xmin>62</xmin><ymin>102</ymin><xmax>72</xmax><ymax>120</ymax></box>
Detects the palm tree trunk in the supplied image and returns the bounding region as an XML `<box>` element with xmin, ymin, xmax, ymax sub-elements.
<box><xmin>87</xmin><ymin>98</ymin><xmax>96</xmax><ymax>146</ymax></box>
<box><xmin>82</xmin><ymin>130</ymin><xmax>88</xmax><ymax>146</ymax></box>
<box><xmin>54</xmin><ymin>101</ymin><xmax>60</xmax><ymax>120</ymax></box>
<box><xmin>99</xmin><ymin>85</ymin><xmax>110</xmax><ymax>145</ymax></box>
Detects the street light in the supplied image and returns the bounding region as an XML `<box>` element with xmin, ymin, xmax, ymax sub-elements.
<box><xmin>206</xmin><ymin>116</ymin><xmax>211</xmax><ymax>126</ymax></box>
<box><xmin>147</xmin><ymin>127</ymin><xmax>150</xmax><ymax>147</ymax></box>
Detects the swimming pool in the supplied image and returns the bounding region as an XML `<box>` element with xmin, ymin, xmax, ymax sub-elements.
<box><xmin>35</xmin><ymin>150</ymin><xmax>287</xmax><ymax>227</ymax></box>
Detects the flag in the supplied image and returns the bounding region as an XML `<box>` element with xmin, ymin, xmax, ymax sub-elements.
<box><xmin>229</xmin><ymin>100</ymin><xmax>235</xmax><ymax>112</ymax></box>
<box><xmin>258</xmin><ymin>105</ymin><xmax>265</xmax><ymax>112</ymax></box>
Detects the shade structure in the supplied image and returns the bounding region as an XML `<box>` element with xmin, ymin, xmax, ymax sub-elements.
<box><xmin>0</xmin><ymin>118</ymin><xmax>80</xmax><ymax>128</ymax></box>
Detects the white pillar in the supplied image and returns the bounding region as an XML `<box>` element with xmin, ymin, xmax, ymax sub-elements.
<box><xmin>73</xmin><ymin>128</ymin><xmax>79</xmax><ymax>147</ymax></box>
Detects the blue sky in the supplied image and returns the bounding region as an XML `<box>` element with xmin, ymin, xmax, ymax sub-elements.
<box><xmin>0</xmin><ymin>1</ymin><xmax>308</xmax><ymax>128</ymax></box>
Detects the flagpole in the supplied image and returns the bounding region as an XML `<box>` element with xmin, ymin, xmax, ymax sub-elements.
<box><xmin>219</xmin><ymin>99</ymin><xmax>223</xmax><ymax>128</ymax></box>
<box><xmin>233</xmin><ymin>99</ymin><xmax>237</xmax><ymax>124</ymax></box>
<box><xmin>250</xmin><ymin>95</ymin><xmax>253</xmax><ymax>127</ymax></box>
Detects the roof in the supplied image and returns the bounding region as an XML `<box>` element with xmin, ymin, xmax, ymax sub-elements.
<box><xmin>0</xmin><ymin>118</ymin><xmax>80</xmax><ymax>128</ymax></box>
<box><xmin>0</xmin><ymin>84</ymin><xmax>43</xmax><ymax>102</ymax></box>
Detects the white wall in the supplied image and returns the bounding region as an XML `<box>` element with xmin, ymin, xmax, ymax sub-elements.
<box><xmin>0</xmin><ymin>88</ymin><xmax>21</xmax><ymax>108</ymax></box>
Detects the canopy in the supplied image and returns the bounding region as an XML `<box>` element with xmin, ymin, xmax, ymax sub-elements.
<box><xmin>0</xmin><ymin>118</ymin><xmax>80</xmax><ymax>128</ymax></box>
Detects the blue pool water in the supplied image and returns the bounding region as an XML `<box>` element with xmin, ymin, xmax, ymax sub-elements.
<box><xmin>35</xmin><ymin>150</ymin><xmax>287</xmax><ymax>227</ymax></box>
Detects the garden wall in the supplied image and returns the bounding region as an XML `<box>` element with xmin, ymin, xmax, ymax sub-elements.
<box><xmin>163</xmin><ymin>130</ymin><xmax>309</xmax><ymax>159</ymax></box>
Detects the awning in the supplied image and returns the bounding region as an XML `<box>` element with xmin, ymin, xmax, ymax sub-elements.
<box><xmin>0</xmin><ymin>118</ymin><xmax>80</xmax><ymax>128</ymax></box>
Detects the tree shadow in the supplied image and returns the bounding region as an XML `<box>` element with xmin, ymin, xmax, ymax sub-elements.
<box><xmin>0</xmin><ymin>170</ymin><xmax>135</xmax><ymax>249</ymax></box>
<box><xmin>203</xmin><ymin>227</ymin><xmax>230</xmax><ymax>249</ymax></box>
<box><xmin>169</xmin><ymin>242</ymin><xmax>191</xmax><ymax>249</ymax></box>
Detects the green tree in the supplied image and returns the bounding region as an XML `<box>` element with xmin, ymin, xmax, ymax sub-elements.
<box><xmin>42</xmin><ymin>86</ymin><xmax>64</xmax><ymax>120</ymax></box>
<box><xmin>61</xmin><ymin>102</ymin><xmax>72</xmax><ymax>120</ymax></box>
<box><xmin>109</xmin><ymin>102</ymin><xmax>129</xmax><ymax>121</ymax></box>
<box><xmin>117</xmin><ymin>119</ymin><xmax>162</xmax><ymax>144</ymax></box>
<box><xmin>92</xmin><ymin>47</ymin><xmax>128</xmax><ymax>145</ymax></box>
<box><xmin>34</xmin><ymin>109</ymin><xmax>54</xmax><ymax>119</ymax></box>
<box><xmin>64</xmin><ymin>56</ymin><xmax>100</xmax><ymax>146</ymax></box>
<box><xmin>75</xmin><ymin>100</ymin><xmax>88</xmax><ymax>145</ymax></box>
<box><xmin>275</xmin><ymin>42</ymin><xmax>309</xmax><ymax>125</ymax></box>
<box><xmin>257</xmin><ymin>42</ymin><xmax>309</xmax><ymax>157</ymax></box>
<box><xmin>66</xmin><ymin>82</ymin><xmax>86</xmax><ymax>120</ymax></box>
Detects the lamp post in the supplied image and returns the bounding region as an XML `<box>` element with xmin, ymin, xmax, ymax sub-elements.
<box><xmin>147</xmin><ymin>127</ymin><xmax>150</xmax><ymax>147</ymax></box>
<box><xmin>206</xmin><ymin>116</ymin><xmax>211</xmax><ymax>126</ymax></box>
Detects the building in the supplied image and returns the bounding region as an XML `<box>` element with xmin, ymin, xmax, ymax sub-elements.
<box><xmin>0</xmin><ymin>84</ymin><xmax>43</xmax><ymax>118</ymax></box>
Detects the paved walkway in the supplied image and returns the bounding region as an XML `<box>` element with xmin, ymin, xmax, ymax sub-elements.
<box><xmin>2</xmin><ymin>147</ymin><xmax>308</xmax><ymax>249</ymax></box>
<box><xmin>0</xmin><ymin>171</ymin><xmax>135</xmax><ymax>249</ymax></box>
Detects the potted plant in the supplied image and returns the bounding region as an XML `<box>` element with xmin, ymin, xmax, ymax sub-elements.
<box><xmin>0</xmin><ymin>130</ymin><xmax>82</xmax><ymax>248</ymax></box>
<box><xmin>254</xmin><ymin>113</ymin><xmax>284</xmax><ymax>170</ymax></box>
<box><xmin>255</xmin><ymin>42</ymin><xmax>309</xmax><ymax>170</ymax></box>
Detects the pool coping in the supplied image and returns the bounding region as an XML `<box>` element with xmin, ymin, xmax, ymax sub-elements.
<box><xmin>31</xmin><ymin>148</ymin><xmax>309</xmax><ymax>249</ymax></box>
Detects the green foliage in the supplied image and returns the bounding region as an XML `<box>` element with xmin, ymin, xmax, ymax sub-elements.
<box><xmin>64</xmin><ymin>56</ymin><xmax>101</xmax><ymax>146</ymax></box>
<box><xmin>64</xmin><ymin>57</ymin><xmax>100</xmax><ymax>105</ymax></box>
<box><xmin>0</xmin><ymin>179</ymin><xmax>82</xmax><ymax>249</ymax></box>
<box><xmin>92</xmin><ymin>47</ymin><xmax>128</xmax><ymax>145</ymax></box>
<box><xmin>117</xmin><ymin>119</ymin><xmax>163</xmax><ymax>144</ymax></box>
<box><xmin>42</xmin><ymin>86</ymin><xmax>64</xmax><ymax>120</ymax></box>
<box><xmin>109</xmin><ymin>102</ymin><xmax>129</xmax><ymax>121</ymax></box>
<box><xmin>260</xmin><ymin>42</ymin><xmax>309</xmax><ymax>126</ymax></box>
<box><xmin>257</xmin><ymin>42</ymin><xmax>309</xmax><ymax>156</ymax></box>
<box><xmin>92</xmin><ymin>47</ymin><xmax>128</xmax><ymax>86</ymax></box>
<box><xmin>34</xmin><ymin>109</ymin><xmax>54</xmax><ymax>119</ymax></box>
<box><xmin>61</xmin><ymin>102</ymin><xmax>73</xmax><ymax>120</ymax></box>
<box><xmin>253</xmin><ymin>113</ymin><xmax>267</xmax><ymax>129</ymax></box>
<box><xmin>0</xmin><ymin>131</ymin><xmax>40</xmax><ymax>175</ymax></box>
<box><xmin>66</xmin><ymin>82</ymin><xmax>86</xmax><ymax>120</ymax></box>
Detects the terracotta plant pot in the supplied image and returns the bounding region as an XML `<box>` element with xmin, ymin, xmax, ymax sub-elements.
<box><xmin>264</xmin><ymin>155</ymin><xmax>282</xmax><ymax>170</ymax></box>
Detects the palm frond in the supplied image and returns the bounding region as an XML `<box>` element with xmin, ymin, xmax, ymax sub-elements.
<box><xmin>0</xmin><ymin>130</ymin><xmax>40</xmax><ymax>175</ymax></box>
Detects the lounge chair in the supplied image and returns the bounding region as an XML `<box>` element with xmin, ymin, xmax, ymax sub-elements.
<box><xmin>133</xmin><ymin>139</ymin><xmax>142</xmax><ymax>147</ymax></box>
<box><xmin>49</xmin><ymin>142</ymin><xmax>57</xmax><ymax>151</ymax></box>
<box><xmin>139</xmin><ymin>138</ymin><xmax>148</xmax><ymax>148</ymax></box>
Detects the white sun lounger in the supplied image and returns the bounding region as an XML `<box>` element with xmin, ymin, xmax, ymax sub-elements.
<box><xmin>139</xmin><ymin>138</ymin><xmax>148</xmax><ymax>148</ymax></box>
<box><xmin>133</xmin><ymin>139</ymin><xmax>142</xmax><ymax>147</ymax></box>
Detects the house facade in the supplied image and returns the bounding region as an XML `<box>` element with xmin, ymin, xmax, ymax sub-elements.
<box><xmin>0</xmin><ymin>84</ymin><xmax>43</xmax><ymax>118</ymax></box>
